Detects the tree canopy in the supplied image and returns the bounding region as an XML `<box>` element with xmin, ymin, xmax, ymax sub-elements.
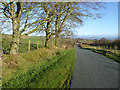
<box><xmin>0</xmin><ymin>1</ymin><xmax>105</xmax><ymax>55</ymax></box>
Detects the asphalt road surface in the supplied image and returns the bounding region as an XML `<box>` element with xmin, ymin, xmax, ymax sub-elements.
<box><xmin>71</xmin><ymin>46</ymin><xmax>119</xmax><ymax>88</ymax></box>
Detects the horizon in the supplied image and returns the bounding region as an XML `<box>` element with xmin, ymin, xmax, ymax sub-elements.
<box><xmin>2</xmin><ymin>33</ymin><xmax>118</xmax><ymax>40</ymax></box>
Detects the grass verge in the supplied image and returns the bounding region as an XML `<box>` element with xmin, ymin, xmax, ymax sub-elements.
<box><xmin>2</xmin><ymin>47</ymin><xmax>76</xmax><ymax>88</ymax></box>
<box><xmin>79</xmin><ymin>45</ymin><xmax>120</xmax><ymax>63</ymax></box>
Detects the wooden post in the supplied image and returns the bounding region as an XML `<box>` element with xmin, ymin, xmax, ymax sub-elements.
<box><xmin>37</xmin><ymin>40</ymin><xmax>39</xmax><ymax>49</ymax></box>
<box><xmin>28</xmin><ymin>40</ymin><xmax>30</xmax><ymax>51</ymax></box>
<box><xmin>99</xmin><ymin>46</ymin><xmax>100</xmax><ymax>49</ymax></box>
<box><xmin>114</xmin><ymin>45</ymin><xmax>118</xmax><ymax>54</ymax></box>
<box><xmin>106</xmin><ymin>46</ymin><xmax>108</xmax><ymax>52</ymax></box>
<box><xmin>110</xmin><ymin>46</ymin><xmax>112</xmax><ymax>52</ymax></box>
<box><xmin>114</xmin><ymin>45</ymin><xmax>116</xmax><ymax>53</ymax></box>
<box><xmin>102</xmin><ymin>46</ymin><xmax>104</xmax><ymax>50</ymax></box>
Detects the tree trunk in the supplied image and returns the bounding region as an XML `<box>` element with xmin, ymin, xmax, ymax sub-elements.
<box><xmin>9</xmin><ymin>2</ymin><xmax>23</xmax><ymax>55</ymax></box>
<box><xmin>45</xmin><ymin>33</ymin><xmax>50</xmax><ymax>48</ymax></box>
<box><xmin>45</xmin><ymin>18</ymin><xmax>51</xmax><ymax>47</ymax></box>
<box><xmin>10</xmin><ymin>18</ymin><xmax>20</xmax><ymax>55</ymax></box>
<box><xmin>45</xmin><ymin>28</ymin><xmax>50</xmax><ymax>47</ymax></box>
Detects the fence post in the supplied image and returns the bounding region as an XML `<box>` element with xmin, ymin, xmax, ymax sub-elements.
<box><xmin>106</xmin><ymin>46</ymin><xmax>108</xmax><ymax>52</ymax></box>
<box><xmin>37</xmin><ymin>40</ymin><xmax>39</xmax><ymax>49</ymax></box>
<box><xmin>105</xmin><ymin>46</ymin><xmax>106</xmax><ymax>51</ymax></box>
<box><xmin>101</xmin><ymin>46</ymin><xmax>103</xmax><ymax>50</ymax></box>
<box><xmin>99</xmin><ymin>46</ymin><xmax>101</xmax><ymax>49</ymax></box>
<box><xmin>110</xmin><ymin>46</ymin><xmax>112</xmax><ymax>52</ymax></box>
<box><xmin>102</xmin><ymin>46</ymin><xmax>104</xmax><ymax>50</ymax></box>
<box><xmin>114</xmin><ymin>45</ymin><xmax>118</xmax><ymax>54</ymax></box>
<box><xmin>100</xmin><ymin>46</ymin><xmax>102</xmax><ymax>50</ymax></box>
<box><xmin>107</xmin><ymin>46</ymin><xmax>108</xmax><ymax>51</ymax></box>
<box><xmin>114</xmin><ymin>45</ymin><xmax>116</xmax><ymax>53</ymax></box>
<box><xmin>28</xmin><ymin>40</ymin><xmax>30</xmax><ymax>51</ymax></box>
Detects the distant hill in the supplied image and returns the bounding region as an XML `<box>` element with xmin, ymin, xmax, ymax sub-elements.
<box><xmin>75</xmin><ymin>35</ymin><xmax>118</xmax><ymax>40</ymax></box>
<box><xmin>2</xmin><ymin>34</ymin><xmax>118</xmax><ymax>40</ymax></box>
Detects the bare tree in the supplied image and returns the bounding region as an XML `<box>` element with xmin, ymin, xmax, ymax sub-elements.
<box><xmin>0</xmin><ymin>2</ymin><xmax>58</xmax><ymax>54</ymax></box>
<box><xmin>0</xmin><ymin>1</ymin><xmax>105</xmax><ymax>54</ymax></box>
<box><xmin>40</xmin><ymin>2</ymin><xmax>77</xmax><ymax>47</ymax></box>
<box><xmin>54</xmin><ymin>2</ymin><xmax>104</xmax><ymax>46</ymax></box>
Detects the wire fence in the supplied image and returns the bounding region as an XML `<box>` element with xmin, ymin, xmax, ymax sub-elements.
<box><xmin>85</xmin><ymin>45</ymin><xmax>120</xmax><ymax>54</ymax></box>
<box><xmin>2</xmin><ymin>36</ymin><xmax>76</xmax><ymax>54</ymax></box>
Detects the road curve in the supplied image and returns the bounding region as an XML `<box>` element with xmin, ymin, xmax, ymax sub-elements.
<box><xmin>71</xmin><ymin>46</ymin><xmax>119</xmax><ymax>88</ymax></box>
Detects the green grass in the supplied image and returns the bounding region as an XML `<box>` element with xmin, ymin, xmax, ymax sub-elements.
<box><xmin>2</xmin><ymin>36</ymin><xmax>48</xmax><ymax>54</ymax></box>
<box><xmin>2</xmin><ymin>47</ymin><xmax>76</xmax><ymax>88</ymax></box>
<box><xmin>80</xmin><ymin>45</ymin><xmax>120</xmax><ymax>63</ymax></box>
<box><xmin>2</xmin><ymin>35</ymin><xmax>73</xmax><ymax>54</ymax></box>
<box><xmin>77</xmin><ymin>39</ymin><xmax>95</xmax><ymax>44</ymax></box>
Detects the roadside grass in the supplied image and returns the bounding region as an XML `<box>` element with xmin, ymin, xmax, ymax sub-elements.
<box><xmin>2</xmin><ymin>47</ymin><xmax>76</xmax><ymax>88</ymax></box>
<box><xmin>80</xmin><ymin>45</ymin><xmax>120</xmax><ymax>63</ymax></box>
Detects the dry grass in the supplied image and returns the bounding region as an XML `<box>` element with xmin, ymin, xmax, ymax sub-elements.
<box><xmin>2</xmin><ymin>47</ymin><xmax>76</xmax><ymax>88</ymax></box>
<box><xmin>2</xmin><ymin>47</ymin><xmax>65</xmax><ymax>82</ymax></box>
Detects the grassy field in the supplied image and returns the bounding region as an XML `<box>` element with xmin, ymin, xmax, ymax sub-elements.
<box><xmin>2</xmin><ymin>46</ymin><xmax>76</xmax><ymax>88</ymax></box>
<box><xmin>2</xmin><ymin>35</ymin><xmax>74</xmax><ymax>55</ymax></box>
<box><xmin>77</xmin><ymin>39</ymin><xmax>95</xmax><ymax>44</ymax></box>
<box><xmin>2</xmin><ymin>36</ymin><xmax>56</xmax><ymax>54</ymax></box>
<box><xmin>80</xmin><ymin>45</ymin><xmax>120</xmax><ymax>63</ymax></box>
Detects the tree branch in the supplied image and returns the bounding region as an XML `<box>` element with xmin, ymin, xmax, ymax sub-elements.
<box><xmin>20</xmin><ymin>7</ymin><xmax>30</xmax><ymax>34</ymax></box>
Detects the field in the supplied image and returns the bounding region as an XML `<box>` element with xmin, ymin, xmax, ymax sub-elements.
<box><xmin>80</xmin><ymin>45</ymin><xmax>120</xmax><ymax>63</ymax></box>
<box><xmin>2</xmin><ymin>35</ymin><xmax>76</xmax><ymax>88</ymax></box>
<box><xmin>2</xmin><ymin>35</ymin><xmax>55</xmax><ymax>54</ymax></box>
<box><xmin>2</xmin><ymin>35</ymin><xmax>74</xmax><ymax>54</ymax></box>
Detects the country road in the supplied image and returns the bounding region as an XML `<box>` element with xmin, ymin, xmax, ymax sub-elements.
<box><xmin>71</xmin><ymin>46</ymin><xmax>119</xmax><ymax>88</ymax></box>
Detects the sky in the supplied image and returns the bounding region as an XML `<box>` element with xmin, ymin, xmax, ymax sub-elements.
<box><xmin>118</xmin><ymin>2</ymin><xmax>120</xmax><ymax>39</ymax></box>
<box><xmin>1</xmin><ymin>2</ymin><xmax>119</xmax><ymax>39</ymax></box>
<box><xmin>75</xmin><ymin>2</ymin><xmax>118</xmax><ymax>37</ymax></box>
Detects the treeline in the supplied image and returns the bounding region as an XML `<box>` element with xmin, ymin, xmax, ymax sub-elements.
<box><xmin>90</xmin><ymin>38</ymin><xmax>120</xmax><ymax>50</ymax></box>
<box><xmin>0</xmin><ymin>1</ymin><xmax>104</xmax><ymax>55</ymax></box>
